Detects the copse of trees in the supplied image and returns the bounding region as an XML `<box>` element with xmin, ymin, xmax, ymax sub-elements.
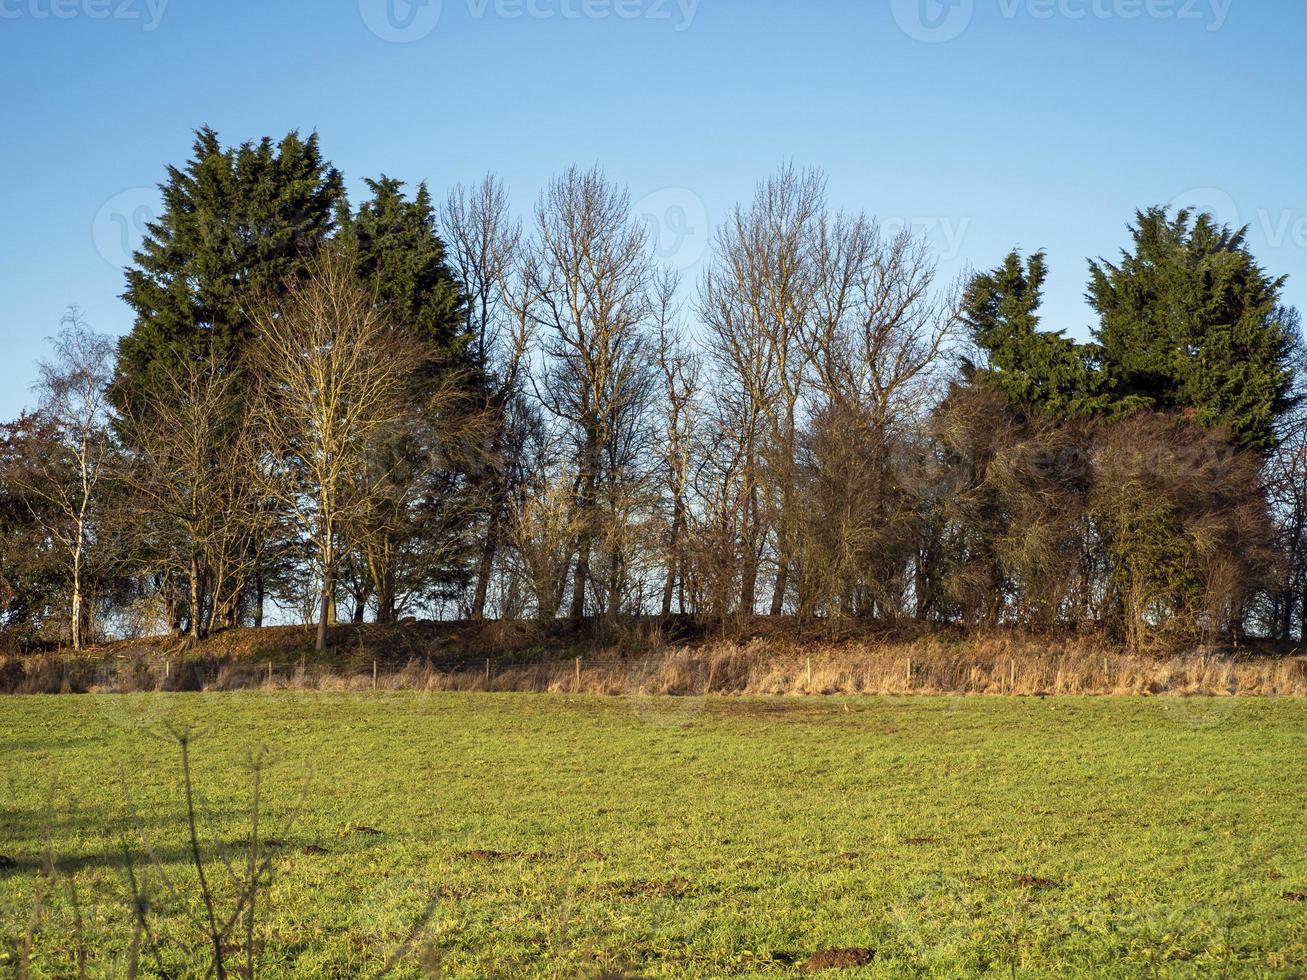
<box><xmin>1</xmin><ymin>128</ymin><xmax>1304</xmax><ymax>653</ymax></box>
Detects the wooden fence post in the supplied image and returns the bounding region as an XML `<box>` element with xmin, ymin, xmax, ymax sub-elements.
<box><xmin>806</xmin><ymin>657</ymin><xmax>812</xmax><ymax>689</ymax></box>
<box><xmin>575</xmin><ymin>656</ymin><xmax>581</xmax><ymax>691</ymax></box>
<box><xmin>373</xmin><ymin>660</ymin><xmax>378</xmax><ymax>690</ymax></box>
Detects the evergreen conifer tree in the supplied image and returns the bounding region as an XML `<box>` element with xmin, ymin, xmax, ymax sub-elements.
<box><xmin>115</xmin><ymin>127</ymin><xmax>344</xmax><ymax>403</ymax></box>
<box><xmin>1089</xmin><ymin>207</ymin><xmax>1297</xmax><ymax>452</ymax></box>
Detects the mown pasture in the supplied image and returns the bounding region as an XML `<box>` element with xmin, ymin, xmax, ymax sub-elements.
<box><xmin>1</xmin><ymin>692</ymin><xmax>1304</xmax><ymax>977</ymax></box>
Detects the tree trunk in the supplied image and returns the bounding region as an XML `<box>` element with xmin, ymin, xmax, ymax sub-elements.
<box><xmin>738</xmin><ymin>554</ymin><xmax>757</xmax><ymax>620</ymax></box>
<box><xmin>376</xmin><ymin>566</ymin><xmax>397</xmax><ymax>625</ymax></box>
<box><xmin>914</xmin><ymin>551</ymin><xmax>930</xmax><ymax>621</ymax></box>
<box><xmin>660</xmin><ymin>503</ymin><xmax>683</xmax><ymax>618</ymax></box>
<box><xmin>569</xmin><ymin>457</ymin><xmax>598</xmax><ymax>620</ymax></box>
<box><xmin>769</xmin><ymin>558</ymin><xmax>788</xmax><ymax>617</ymax></box>
<box><xmin>189</xmin><ymin>553</ymin><xmax>203</xmax><ymax>640</ymax></box>
<box><xmin>738</xmin><ymin>486</ymin><xmax>760</xmax><ymax>618</ymax></box>
<box><xmin>570</xmin><ymin>547</ymin><xmax>590</xmax><ymax>619</ymax></box>
<box><xmin>316</xmin><ymin>569</ymin><xmax>331</xmax><ymax>653</ymax></box>
<box><xmin>471</xmin><ymin>513</ymin><xmax>499</xmax><ymax>621</ymax></box>
<box><xmin>71</xmin><ymin>538</ymin><xmax>83</xmax><ymax>651</ymax></box>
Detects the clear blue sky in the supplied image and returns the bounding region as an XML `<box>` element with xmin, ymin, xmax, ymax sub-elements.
<box><xmin>2</xmin><ymin>0</ymin><xmax>1303</xmax><ymax>419</ymax></box>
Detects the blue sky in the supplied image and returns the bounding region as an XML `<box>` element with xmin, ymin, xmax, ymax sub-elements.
<box><xmin>1</xmin><ymin>0</ymin><xmax>1303</xmax><ymax>419</ymax></box>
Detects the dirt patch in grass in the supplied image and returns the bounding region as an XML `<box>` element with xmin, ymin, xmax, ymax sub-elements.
<box><xmin>348</xmin><ymin>825</ymin><xmax>383</xmax><ymax>836</ymax></box>
<box><xmin>300</xmin><ymin>844</ymin><xmax>330</xmax><ymax>856</ymax></box>
<box><xmin>1016</xmin><ymin>874</ymin><xmax>1060</xmax><ymax>889</ymax></box>
<box><xmin>0</xmin><ymin>855</ymin><xmax>15</xmax><ymax>870</ymax></box>
<box><xmin>457</xmin><ymin>849</ymin><xmax>517</xmax><ymax>862</ymax></box>
<box><xmin>799</xmin><ymin>947</ymin><xmax>875</xmax><ymax>972</ymax></box>
<box><xmin>1284</xmin><ymin>891</ymin><xmax>1305</xmax><ymax>903</ymax></box>
<box><xmin>604</xmin><ymin>877</ymin><xmax>698</xmax><ymax>899</ymax></box>
<box><xmin>456</xmin><ymin>847</ymin><xmax>586</xmax><ymax>863</ymax></box>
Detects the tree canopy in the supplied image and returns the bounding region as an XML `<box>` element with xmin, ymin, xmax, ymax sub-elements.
<box><xmin>968</xmin><ymin>208</ymin><xmax>1299</xmax><ymax>453</ymax></box>
<box><xmin>115</xmin><ymin>127</ymin><xmax>345</xmax><ymax>406</ymax></box>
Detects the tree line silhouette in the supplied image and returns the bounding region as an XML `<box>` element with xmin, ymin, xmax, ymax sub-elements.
<box><xmin>3</xmin><ymin>129</ymin><xmax>1305</xmax><ymax>653</ymax></box>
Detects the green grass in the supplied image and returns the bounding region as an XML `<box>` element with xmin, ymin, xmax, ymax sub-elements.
<box><xmin>1</xmin><ymin>692</ymin><xmax>1305</xmax><ymax>977</ymax></box>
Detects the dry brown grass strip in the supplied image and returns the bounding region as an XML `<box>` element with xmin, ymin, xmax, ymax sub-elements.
<box><xmin>7</xmin><ymin>630</ymin><xmax>1307</xmax><ymax>698</ymax></box>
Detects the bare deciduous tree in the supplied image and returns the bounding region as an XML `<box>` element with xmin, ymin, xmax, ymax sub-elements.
<box><xmin>23</xmin><ymin>309</ymin><xmax>116</xmax><ymax>649</ymax></box>
<box><xmin>528</xmin><ymin>166</ymin><xmax>658</xmax><ymax>619</ymax></box>
<box><xmin>699</xmin><ymin>165</ymin><xmax>825</xmax><ymax>617</ymax></box>
<box><xmin>444</xmin><ymin>174</ymin><xmax>533</xmax><ymax>620</ymax></box>
<box><xmin>797</xmin><ymin>213</ymin><xmax>960</xmax><ymax>619</ymax></box>
<box><xmin>253</xmin><ymin>251</ymin><xmax>425</xmax><ymax>652</ymax></box>
<box><xmin>117</xmin><ymin>351</ymin><xmax>272</xmax><ymax>638</ymax></box>
<box><xmin>652</xmin><ymin>271</ymin><xmax>701</xmax><ymax>616</ymax></box>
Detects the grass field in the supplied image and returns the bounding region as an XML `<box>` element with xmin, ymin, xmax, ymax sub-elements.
<box><xmin>1</xmin><ymin>692</ymin><xmax>1305</xmax><ymax>977</ymax></box>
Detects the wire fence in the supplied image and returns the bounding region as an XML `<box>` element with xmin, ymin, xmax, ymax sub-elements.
<box><xmin>103</xmin><ymin>652</ymin><xmax>695</xmax><ymax>690</ymax></box>
<box><xmin>10</xmin><ymin>646</ymin><xmax>1307</xmax><ymax>697</ymax></box>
